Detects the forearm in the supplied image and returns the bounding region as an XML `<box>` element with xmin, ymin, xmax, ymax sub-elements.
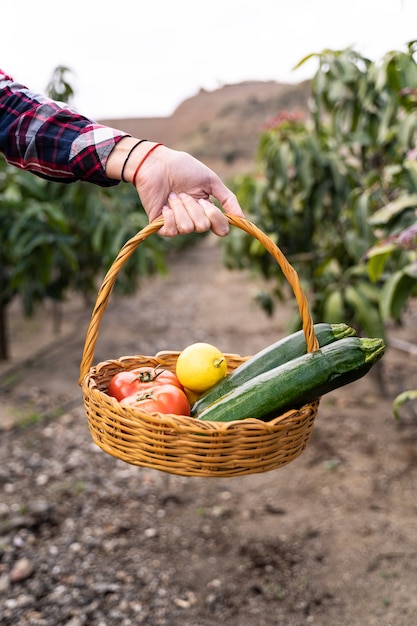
<box><xmin>0</xmin><ymin>69</ymin><xmax>129</xmax><ymax>186</ymax></box>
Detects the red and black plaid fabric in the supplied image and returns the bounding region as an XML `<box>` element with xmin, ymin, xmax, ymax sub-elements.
<box><xmin>0</xmin><ymin>69</ymin><xmax>128</xmax><ymax>186</ymax></box>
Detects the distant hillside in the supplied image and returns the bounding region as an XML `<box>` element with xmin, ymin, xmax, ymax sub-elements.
<box><xmin>100</xmin><ymin>80</ymin><xmax>311</xmax><ymax>181</ymax></box>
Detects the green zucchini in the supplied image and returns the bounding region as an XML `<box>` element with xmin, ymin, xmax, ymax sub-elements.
<box><xmin>191</xmin><ymin>323</ymin><xmax>356</xmax><ymax>416</ymax></box>
<box><xmin>196</xmin><ymin>337</ymin><xmax>385</xmax><ymax>423</ymax></box>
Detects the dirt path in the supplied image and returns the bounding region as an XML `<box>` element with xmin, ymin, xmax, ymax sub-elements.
<box><xmin>1</xmin><ymin>235</ymin><xmax>417</xmax><ymax>626</ymax></box>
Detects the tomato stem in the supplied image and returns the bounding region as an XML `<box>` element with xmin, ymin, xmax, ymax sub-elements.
<box><xmin>133</xmin><ymin>390</ymin><xmax>154</xmax><ymax>401</ymax></box>
<box><xmin>135</xmin><ymin>367</ymin><xmax>167</xmax><ymax>383</ymax></box>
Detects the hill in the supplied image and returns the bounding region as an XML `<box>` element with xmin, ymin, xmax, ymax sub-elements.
<box><xmin>99</xmin><ymin>79</ymin><xmax>311</xmax><ymax>180</ymax></box>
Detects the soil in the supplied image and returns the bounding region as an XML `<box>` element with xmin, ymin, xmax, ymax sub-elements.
<box><xmin>1</xmin><ymin>234</ymin><xmax>417</xmax><ymax>626</ymax></box>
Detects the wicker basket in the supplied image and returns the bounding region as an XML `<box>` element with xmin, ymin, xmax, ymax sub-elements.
<box><xmin>79</xmin><ymin>214</ymin><xmax>320</xmax><ymax>477</ymax></box>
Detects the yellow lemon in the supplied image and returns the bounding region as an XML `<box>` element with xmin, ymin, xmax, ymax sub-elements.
<box><xmin>176</xmin><ymin>342</ymin><xmax>227</xmax><ymax>393</ymax></box>
<box><xmin>183</xmin><ymin>387</ymin><xmax>202</xmax><ymax>405</ymax></box>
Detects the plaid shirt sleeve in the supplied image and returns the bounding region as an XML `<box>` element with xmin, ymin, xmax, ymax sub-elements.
<box><xmin>0</xmin><ymin>69</ymin><xmax>129</xmax><ymax>186</ymax></box>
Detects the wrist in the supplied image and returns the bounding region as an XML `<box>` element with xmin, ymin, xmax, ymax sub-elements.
<box><xmin>105</xmin><ymin>137</ymin><xmax>149</xmax><ymax>181</ymax></box>
<box><xmin>128</xmin><ymin>142</ymin><xmax>164</xmax><ymax>187</ymax></box>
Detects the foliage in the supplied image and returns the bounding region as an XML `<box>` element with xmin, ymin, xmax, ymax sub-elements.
<box><xmin>45</xmin><ymin>65</ymin><xmax>75</xmax><ymax>103</ymax></box>
<box><xmin>0</xmin><ymin>157</ymin><xmax>168</xmax><ymax>358</ymax></box>
<box><xmin>224</xmin><ymin>43</ymin><xmax>417</xmax><ymax>343</ymax></box>
<box><xmin>0</xmin><ymin>66</ymin><xmax>173</xmax><ymax>360</ymax></box>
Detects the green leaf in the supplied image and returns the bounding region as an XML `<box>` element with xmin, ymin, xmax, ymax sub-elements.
<box><xmin>365</xmin><ymin>242</ymin><xmax>397</xmax><ymax>282</ymax></box>
<box><xmin>355</xmin><ymin>279</ymin><xmax>382</xmax><ymax>305</ymax></box>
<box><xmin>345</xmin><ymin>284</ymin><xmax>385</xmax><ymax>339</ymax></box>
<box><xmin>397</xmin><ymin>112</ymin><xmax>417</xmax><ymax>148</ymax></box>
<box><xmin>369</xmin><ymin>195</ymin><xmax>417</xmax><ymax>226</ymax></box>
<box><xmin>322</xmin><ymin>288</ymin><xmax>345</xmax><ymax>323</ymax></box>
<box><xmin>292</xmin><ymin>52</ymin><xmax>319</xmax><ymax>71</ymax></box>
<box><xmin>403</xmin><ymin>260</ymin><xmax>417</xmax><ymax>278</ymax></box>
<box><xmin>379</xmin><ymin>269</ymin><xmax>417</xmax><ymax>322</ymax></box>
<box><xmin>393</xmin><ymin>390</ymin><xmax>417</xmax><ymax>420</ymax></box>
<box><xmin>403</xmin><ymin>160</ymin><xmax>417</xmax><ymax>189</ymax></box>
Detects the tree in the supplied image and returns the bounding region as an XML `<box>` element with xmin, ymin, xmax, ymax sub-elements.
<box><xmin>45</xmin><ymin>65</ymin><xmax>75</xmax><ymax>103</ymax></box>
<box><xmin>224</xmin><ymin>44</ymin><xmax>417</xmax><ymax>342</ymax></box>
<box><xmin>0</xmin><ymin>158</ymin><xmax>168</xmax><ymax>360</ymax></box>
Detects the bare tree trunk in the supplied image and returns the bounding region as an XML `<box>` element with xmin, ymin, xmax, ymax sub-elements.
<box><xmin>0</xmin><ymin>298</ymin><xmax>9</xmax><ymax>361</ymax></box>
<box><xmin>52</xmin><ymin>301</ymin><xmax>63</xmax><ymax>335</ymax></box>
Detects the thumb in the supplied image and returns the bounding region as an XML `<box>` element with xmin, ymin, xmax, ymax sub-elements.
<box><xmin>210</xmin><ymin>178</ymin><xmax>245</xmax><ymax>218</ymax></box>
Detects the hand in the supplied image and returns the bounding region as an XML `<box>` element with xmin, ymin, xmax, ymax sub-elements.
<box><xmin>107</xmin><ymin>139</ymin><xmax>245</xmax><ymax>237</ymax></box>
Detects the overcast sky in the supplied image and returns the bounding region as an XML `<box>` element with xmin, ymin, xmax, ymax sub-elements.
<box><xmin>2</xmin><ymin>0</ymin><xmax>416</xmax><ymax>120</ymax></box>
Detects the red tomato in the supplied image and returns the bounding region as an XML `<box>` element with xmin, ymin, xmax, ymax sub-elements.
<box><xmin>108</xmin><ymin>367</ymin><xmax>183</xmax><ymax>401</ymax></box>
<box><xmin>120</xmin><ymin>384</ymin><xmax>190</xmax><ymax>416</ymax></box>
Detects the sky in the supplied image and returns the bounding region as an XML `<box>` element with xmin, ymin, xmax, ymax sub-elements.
<box><xmin>2</xmin><ymin>0</ymin><xmax>417</xmax><ymax>121</ymax></box>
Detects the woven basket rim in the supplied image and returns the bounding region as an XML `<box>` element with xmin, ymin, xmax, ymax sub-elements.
<box><xmin>82</xmin><ymin>356</ymin><xmax>320</xmax><ymax>431</ymax></box>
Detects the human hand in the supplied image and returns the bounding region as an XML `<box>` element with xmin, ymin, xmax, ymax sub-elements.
<box><xmin>134</xmin><ymin>145</ymin><xmax>245</xmax><ymax>237</ymax></box>
<box><xmin>107</xmin><ymin>139</ymin><xmax>245</xmax><ymax>237</ymax></box>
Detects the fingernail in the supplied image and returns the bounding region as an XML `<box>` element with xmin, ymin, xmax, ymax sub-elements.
<box><xmin>169</xmin><ymin>192</ymin><xmax>177</xmax><ymax>199</ymax></box>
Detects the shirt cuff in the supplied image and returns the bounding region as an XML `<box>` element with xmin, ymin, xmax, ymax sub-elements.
<box><xmin>69</xmin><ymin>125</ymin><xmax>129</xmax><ymax>186</ymax></box>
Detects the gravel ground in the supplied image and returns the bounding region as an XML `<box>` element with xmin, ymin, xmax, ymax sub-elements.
<box><xmin>1</xmin><ymin>235</ymin><xmax>417</xmax><ymax>626</ymax></box>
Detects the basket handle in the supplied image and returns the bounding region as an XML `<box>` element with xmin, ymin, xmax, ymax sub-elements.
<box><xmin>78</xmin><ymin>214</ymin><xmax>318</xmax><ymax>384</ymax></box>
